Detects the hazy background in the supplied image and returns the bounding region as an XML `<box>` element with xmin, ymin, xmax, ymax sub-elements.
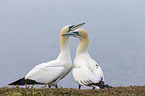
<box><xmin>0</xmin><ymin>0</ymin><xmax>145</xmax><ymax>89</ymax></box>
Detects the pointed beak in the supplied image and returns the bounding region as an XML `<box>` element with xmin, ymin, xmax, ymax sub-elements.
<box><xmin>62</xmin><ymin>31</ymin><xmax>80</xmax><ymax>37</ymax></box>
<box><xmin>70</xmin><ymin>22</ymin><xmax>85</xmax><ymax>31</ymax></box>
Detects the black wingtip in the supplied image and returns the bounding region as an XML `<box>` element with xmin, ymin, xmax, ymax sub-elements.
<box><xmin>8</xmin><ymin>77</ymin><xmax>25</xmax><ymax>85</ymax></box>
<box><xmin>8</xmin><ymin>77</ymin><xmax>41</xmax><ymax>85</ymax></box>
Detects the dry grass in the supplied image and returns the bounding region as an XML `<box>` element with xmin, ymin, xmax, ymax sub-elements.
<box><xmin>0</xmin><ymin>86</ymin><xmax>145</xmax><ymax>96</ymax></box>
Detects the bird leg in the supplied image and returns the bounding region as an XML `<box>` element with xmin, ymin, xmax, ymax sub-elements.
<box><xmin>43</xmin><ymin>84</ymin><xmax>46</xmax><ymax>88</ymax></box>
<box><xmin>79</xmin><ymin>85</ymin><xmax>82</xmax><ymax>89</ymax></box>
<box><xmin>93</xmin><ymin>87</ymin><xmax>95</xmax><ymax>89</ymax></box>
<box><xmin>55</xmin><ymin>85</ymin><xmax>58</xmax><ymax>88</ymax></box>
<box><xmin>48</xmin><ymin>84</ymin><xmax>51</xmax><ymax>88</ymax></box>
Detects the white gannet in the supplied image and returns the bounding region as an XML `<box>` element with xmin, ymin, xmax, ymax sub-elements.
<box><xmin>8</xmin><ymin>23</ymin><xmax>85</xmax><ymax>88</ymax></box>
<box><xmin>62</xmin><ymin>28</ymin><xmax>112</xmax><ymax>89</ymax></box>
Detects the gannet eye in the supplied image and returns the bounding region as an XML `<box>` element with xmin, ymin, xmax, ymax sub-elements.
<box><xmin>74</xmin><ymin>32</ymin><xmax>81</xmax><ymax>36</ymax></box>
<box><xmin>68</xmin><ymin>25</ymin><xmax>74</xmax><ymax>32</ymax></box>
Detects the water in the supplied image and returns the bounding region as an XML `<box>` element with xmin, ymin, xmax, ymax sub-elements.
<box><xmin>0</xmin><ymin>0</ymin><xmax>145</xmax><ymax>89</ymax></box>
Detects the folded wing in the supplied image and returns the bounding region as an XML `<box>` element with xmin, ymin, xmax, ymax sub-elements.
<box><xmin>25</xmin><ymin>62</ymin><xmax>65</xmax><ymax>83</ymax></box>
<box><xmin>73</xmin><ymin>67</ymin><xmax>98</xmax><ymax>85</ymax></box>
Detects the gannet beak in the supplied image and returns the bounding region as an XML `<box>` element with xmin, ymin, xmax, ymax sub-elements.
<box><xmin>70</xmin><ymin>22</ymin><xmax>85</xmax><ymax>31</ymax></box>
<box><xmin>62</xmin><ymin>31</ymin><xmax>80</xmax><ymax>37</ymax></box>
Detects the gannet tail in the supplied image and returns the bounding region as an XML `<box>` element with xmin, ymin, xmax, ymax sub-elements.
<box><xmin>8</xmin><ymin>77</ymin><xmax>40</xmax><ymax>85</ymax></box>
<box><xmin>90</xmin><ymin>78</ymin><xmax>113</xmax><ymax>89</ymax></box>
<box><xmin>98</xmin><ymin>78</ymin><xmax>113</xmax><ymax>89</ymax></box>
<box><xmin>92</xmin><ymin>81</ymin><xmax>113</xmax><ymax>89</ymax></box>
<box><xmin>103</xmin><ymin>84</ymin><xmax>113</xmax><ymax>88</ymax></box>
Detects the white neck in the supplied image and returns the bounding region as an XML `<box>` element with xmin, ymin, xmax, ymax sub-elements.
<box><xmin>76</xmin><ymin>37</ymin><xmax>89</xmax><ymax>55</ymax></box>
<box><xmin>57</xmin><ymin>36</ymin><xmax>71</xmax><ymax>60</ymax></box>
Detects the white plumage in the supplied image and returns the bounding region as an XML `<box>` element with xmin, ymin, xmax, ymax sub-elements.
<box><xmin>62</xmin><ymin>28</ymin><xmax>112</xmax><ymax>89</ymax></box>
<box><xmin>9</xmin><ymin>23</ymin><xmax>85</xmax><ymax>88</ymax></box>
<box><xmin>25</xmin><ymin>61</ymin><xmax>65</xmax><ymax>84</ymax></box>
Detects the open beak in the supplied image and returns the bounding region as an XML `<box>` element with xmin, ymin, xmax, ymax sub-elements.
<box><xmin>62</xmin><ymin>22</ymin><xmax>84</xmax><ymax>37</ymax></box>
<box><xmin>70</xmin><ymin>22</ymin><xmax>85</xmax><ymax>31</ymax></box>
<box><xmin>62</xmin><ymin>30</ymin><xmax>80</xmax><ymax>37</ymax></box>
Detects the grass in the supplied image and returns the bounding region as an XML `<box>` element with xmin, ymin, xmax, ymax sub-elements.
<box><xmin>0</xmin><ymin>86</ymin><xmax>145</xmax><ymax>96</ymax></box>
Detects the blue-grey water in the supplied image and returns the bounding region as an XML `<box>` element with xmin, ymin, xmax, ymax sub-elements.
<box><xmin>0</xmin><ymin>0</ymin><xmax>145</xmax><ymax>89</ymax></box>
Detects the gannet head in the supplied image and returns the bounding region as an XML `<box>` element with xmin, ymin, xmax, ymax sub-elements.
<box><xmin>60</xmin><ymin>23</ymin><xmax>85</xmax><ymax>35</ymax></box>
<box><xmin>62</xmin><ymin>28</ymin><xmax>89</xmax><ymax>52</ymax></box>
<box><xmin>62</xmin><ymin>28</ymin><xmax>88</xmax><ymax>39</ymax></box>
<box><xmin>59</xmin><ymin>23</ymin><xmax>85</xmax><ymax>49</ymax></box>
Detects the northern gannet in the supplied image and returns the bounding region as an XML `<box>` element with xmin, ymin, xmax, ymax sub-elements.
<box><xmin>8</xmin><ymin>23</ymin><xmax>85</xmax><ymax>88</ymax></box>
<box><xmin>62</xmin><ymin>28</ymin><xmax>112</xmax><ymax>89</ymax></box>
